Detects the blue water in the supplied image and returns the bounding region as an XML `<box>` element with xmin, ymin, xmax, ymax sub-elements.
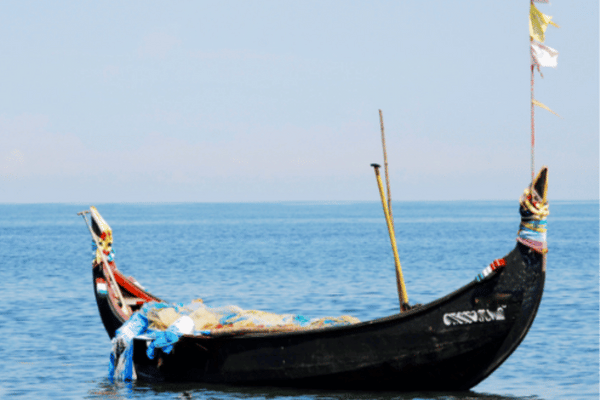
<box><xmin>1</xmin><ymin>201</ymin><xmax>598</xmax><ymax>399</ymax></box>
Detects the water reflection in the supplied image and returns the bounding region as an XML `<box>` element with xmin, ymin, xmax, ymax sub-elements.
<box><xmin>86</xmin><ymin>379</ymin><xmax>133</xmax><ymax>399</ymax></box>
<box><xmin>112</xmin><ymin>380</ymin><xmax>547</xmax><ymax>400</ymax></box>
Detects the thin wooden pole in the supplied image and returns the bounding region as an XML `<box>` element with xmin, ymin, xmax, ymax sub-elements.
<box><xmin>531</xmin><ymin>64</ymin><xmax>535</xmax><ymax>186</ymax></box>
<box><xmin>379</xmin><ymin>110</ymin><xmax>394</xmax><ymax>230</ymax></box>
<box><xmin>371</xmin><ymin>163</ymin><xmax>409</xmax><ymax>311</ymax></box>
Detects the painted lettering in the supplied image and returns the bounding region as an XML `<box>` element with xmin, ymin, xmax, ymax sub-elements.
<box><xmin>443</xmin><ymin>306</ymin><xmax>507</xmax><ymax>326</ymax></box>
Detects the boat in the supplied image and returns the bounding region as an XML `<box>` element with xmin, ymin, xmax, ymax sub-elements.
<box><xmin>81</xmin><ymin>166</ymin><xmax>549</xmax><ymax>390</ymax></box>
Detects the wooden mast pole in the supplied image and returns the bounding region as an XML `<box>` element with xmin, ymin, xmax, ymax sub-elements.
<box><xmin>371</xmin><ymin>163</ymin><xmax>409</xmax><ymax>311</ymax></box>
<box><xmin>379</xmin><ymin>110</ymin><xmax>394</xmax><ymax>229</ymax></box>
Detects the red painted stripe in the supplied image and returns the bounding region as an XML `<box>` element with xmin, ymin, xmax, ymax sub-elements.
<box><xmin>102</xmin><ymin>262</ymin><xmax>162</xmax><ymax>303</ymax></box>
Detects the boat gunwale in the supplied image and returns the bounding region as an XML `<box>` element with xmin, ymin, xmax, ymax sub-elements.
<box><xmin>130</xmin><ymin>264</ymin><xmax>485</xmax><ymax>340</ymax></box>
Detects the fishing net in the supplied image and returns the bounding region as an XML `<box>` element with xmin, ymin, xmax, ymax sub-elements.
<box><xmin>144</xmin><ymin>300</ymin><xmax>360</xmax><ymax>334</ymax></box>
<box><xmin>109</xmin><ymin>300</ymin><xmax>360</xmax><ymax>381</ymax></box>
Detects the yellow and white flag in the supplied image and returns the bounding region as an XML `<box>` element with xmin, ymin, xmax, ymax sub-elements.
<box><xmin>531</xmin><ymin>41</ymin><xmax>559</xmax><ymax>68</ymax></box>
<box><xmin>529</xmin><ymin>2</ymin><xmax>559</xmax><ymax>43</ymax></box>
<box><xmin>532</xmin><ymin>99</ymin><xmax>561</xmax><ymax>118</ymax></box>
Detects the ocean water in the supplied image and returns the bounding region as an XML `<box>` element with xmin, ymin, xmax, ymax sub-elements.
<box><xmin>0</xmin><ymin>200</ymin><xmax>598</xmax><ymax>400</ymax></box>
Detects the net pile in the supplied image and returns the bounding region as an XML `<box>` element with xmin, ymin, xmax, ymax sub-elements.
<box><xmin>109</xmin><ymin>300</ymin><xmax>360</xmax><ymax>381</ymax></box>
<box><xmin>144</xmin><ymin>300</ymin><xmax>360</xmax><ymax>335</ymax></box>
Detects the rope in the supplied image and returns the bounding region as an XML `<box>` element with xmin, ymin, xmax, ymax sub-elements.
<box><xmin>519</xmin><ymin>187</ymin><xmax>549</xmax><ymax>220</ymax></box>
<box><xmin>517</xmin><ymin>186</ymin><xmax>549</xmax><ymax>253</ymax></box>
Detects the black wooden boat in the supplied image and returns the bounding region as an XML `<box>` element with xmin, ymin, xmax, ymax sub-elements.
<box><xmin>83</xmin><ymin>167</ymin><xmax>549</xmax><ymax>391</ymax></box>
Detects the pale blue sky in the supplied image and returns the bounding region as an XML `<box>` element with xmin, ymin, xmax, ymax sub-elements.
<box><xmin>0</xmin><ymin>1</ymin><xmax>597</xmax><ymax>202</ymax></box>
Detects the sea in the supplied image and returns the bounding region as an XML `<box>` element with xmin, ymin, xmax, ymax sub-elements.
<box><xmin>1</xmin><ymin>200</ymin><xmax>598</xmax><ymax>400</ymax></box>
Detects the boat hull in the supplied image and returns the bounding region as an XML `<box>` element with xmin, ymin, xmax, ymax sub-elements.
<box><xmin>125</xmin><ymin>242</ymin><xmax>544</xmax><ymax>390</ymax></box>
<box><xmin>88</xmin><ymin>166</ymin><xmax>549</xmax><ymax>390</ymax></box>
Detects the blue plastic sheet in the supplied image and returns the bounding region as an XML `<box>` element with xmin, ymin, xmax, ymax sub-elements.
<box><xmin>108</xmin><ymin>304</ymin><xmax>195</xmax><ymax>381</ymax></box>
<box><xmin>108</xmin><ymin>312</ymin><xmax>148</xmax><ymax>382</ymax></box>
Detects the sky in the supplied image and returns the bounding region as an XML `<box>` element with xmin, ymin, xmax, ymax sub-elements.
<box><xmin>0</xmin><ymin>1</ymin><xmax>598</xmax><ymax>203</ymax></box>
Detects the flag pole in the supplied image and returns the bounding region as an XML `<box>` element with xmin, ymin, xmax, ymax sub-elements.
<box><xmin>529</xmin><ymin>0</ymin><xmax>560</xmax><ymax>200</ymax></box>
<box><xmin>530</xmin><ymin>0</ymin><xmax>536</xmax><ymax>196</ymax></box>
<box><xmin>531</xmin><ymin>63</ymin><xmax>535</xmax><ymax>187</ymax></box>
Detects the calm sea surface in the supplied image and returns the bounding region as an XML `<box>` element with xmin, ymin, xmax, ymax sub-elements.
<box><xmin>1</xmin><ymin>201</ymin><xmax>598</xmax><ymax>400</ymax></box>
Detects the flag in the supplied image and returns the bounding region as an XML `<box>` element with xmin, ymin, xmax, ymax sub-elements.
<box><xmin>529</xmin><ymin>2</ymin><xmax>559</xmax><ymax>43</ymax></box>
<box><xmin>532</xmin><ymin>99</ymin><xmax>561</xmax><ymax>118</ymax></box>
<box><xmin>531</xmin><ymin>41</ymin><xmax>559</xmax><ymax>68</ymax></box>
<box><xmin>533</xmin><ymin>0</ymin><xmax>550</xmax><ymax>3</ymax></box>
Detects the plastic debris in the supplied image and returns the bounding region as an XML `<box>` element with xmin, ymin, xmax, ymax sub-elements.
<box><xmin>147</xmin><ymin>315</ymin><xmax>194</xmax><ymax>359</ymax></box>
